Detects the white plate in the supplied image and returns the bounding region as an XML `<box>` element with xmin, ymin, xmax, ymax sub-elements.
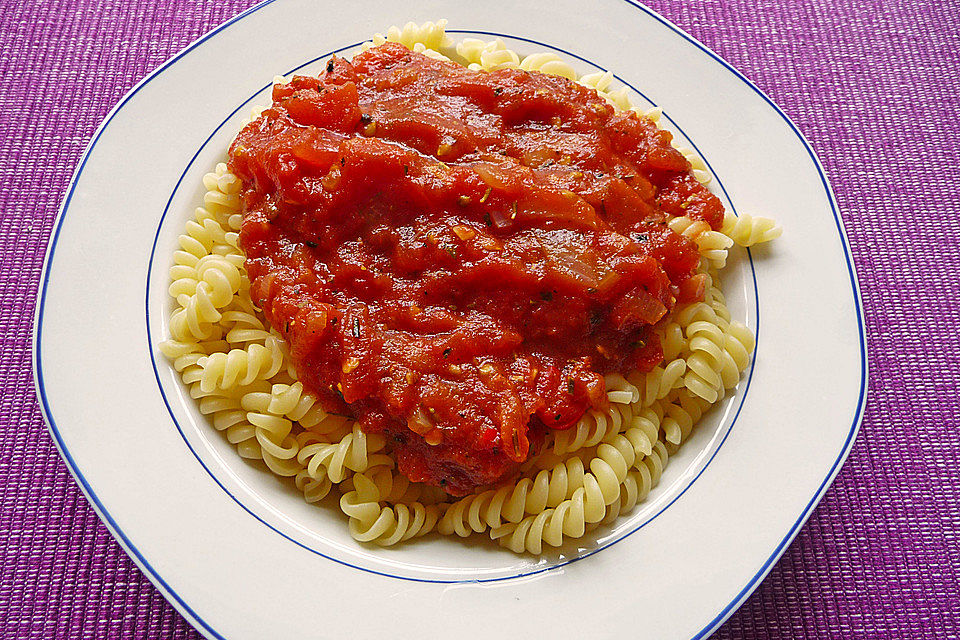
<box><xmin>33</xmin><ymin>1</ymin><xmax>867</xmax><ymax>638</ymax></box>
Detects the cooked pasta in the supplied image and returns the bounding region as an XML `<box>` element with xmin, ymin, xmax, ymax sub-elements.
<box><xmin>339</xmin><ymin>470</ymin><xmax>445</xmax><ymax>545</ymax></box>
<box><xmin>721</xmin><ymin>211</ymin><xmax>783</xmax><ymax>247</ymax></box>
<box><xmin>363</xmin><ymin>19</ymin><xmax>453</xmax><ymax>52</ymax></box>
<box><xmin>159</xmin><ymin>21</ymin><xmax>776</xmax><ymax>554</ymax></box>
<box><xmin>297</xmin><ymin>424</ymin><xmax>387</xmax><ymax>483</ymax></box>
<box><xmin>456</xmin><ymin>37</ymin><xmax>502</xmax><ymax>65</ymax></box>
<box><xmin>438</xmin><ymin>455</ymin><xmax>591</xmax><ymax>536</ymax></box>
<box><xmin>550</xmin><ymin>408</ymin><xmax>618</xmax><ymax>455</ymax></box>
<box><xmin>518</xmin><ymin>52</ymin><xmax>578</xmax><ymax>79</ymax></box>
<box><xmin>628</xmin><ymin>358</ymin><xmax>687</xmax><ymax>407</ymax></box>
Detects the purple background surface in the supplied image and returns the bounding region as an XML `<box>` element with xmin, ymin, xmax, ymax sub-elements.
<box><xmin>2</xmin><ymin>1</ymin><xmax>959</xmax><ymax>638</ymax></box>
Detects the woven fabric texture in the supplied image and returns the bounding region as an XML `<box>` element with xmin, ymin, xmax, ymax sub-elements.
<box><xmin>1</xmin><ymin>1</ymin><xmax>958</xmax><ymax>638</ymax></box>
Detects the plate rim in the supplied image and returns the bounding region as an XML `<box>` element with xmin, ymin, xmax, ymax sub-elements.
<box><xmin>31</xmin><ymin>1</ymin><xmax>869</xmax><ymax>638</ymax></box>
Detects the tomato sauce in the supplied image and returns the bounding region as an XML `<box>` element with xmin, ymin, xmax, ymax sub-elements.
<box><xmin>229</xmin><ymin>43</ymin><xmax>722</xmax><ymax>495</ymax></box>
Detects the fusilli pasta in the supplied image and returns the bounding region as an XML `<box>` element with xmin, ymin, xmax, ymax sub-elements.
<box><xmin>721</xmin><ymin>211</ymin><xmax>783</xmax><ymax>247</ymax></box>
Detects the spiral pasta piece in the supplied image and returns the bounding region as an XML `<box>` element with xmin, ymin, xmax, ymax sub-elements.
<box><xmin>675</xmin><ymin>299</ymin><xmax>727</xmax><ymax>331</ymax></box>
<box><xmin>455</xmin><ymin>37</ymin><xmax>506</xmax><ymax>65</ymax></box>
<box><xmin>410</xmin><ymin>42</ymin><xmax>450</xmax><ymax>61</ymax></box>
<box><xmin>640</xmin><ymin>105</ymin><xmax>663</xmax><ymax>124</ymax></box>
<box><xmin>622</xmin><ymin>404</ymin><xmax>663</xmax><ymax>457</ymax></box>
<box><xmin>671</xmin><ymin>146</ymin><xmax>712</xmax><ymax>184</ymax></box>
<box><xmin>158</xmin><ymin>339</ymin><xmax>201</xmax><ymax>361</ymax></box>
<box><xmin>668</xmin><ymin>215</ymin><xmax>712</xmax><ymax>240</ymax></box>
<box><xmin>362</xmin><ymin>19</ymin><xmax>453</xmax><ymax>53</ymax></box>
<box><xmin>633</xmin><ymin>440</ymin><xmax>670</xmax><ymax>501</ymax></box>
<box><xmin>170</xmin><ymin>216</ymin><xmax>227</xmax><ymax>274</ymax></box>
<box><xmin>248</xmin><ymin>411</ymin><xmax>299</xmax><ymax>463</ymax></box>
<box><xmin>168</xmin><ymin>222</ymin><xmax>235</xmax><ymax>298</ymax></box>
<box><xmin>704</xmin><ymin>286</ymin><xmax>732</xmax><ymax>332</ymax></box>
<box><xmin>661</xmin><ymin>390</ymin><xmax>710</xmax><ymax>446</ymax></box>
<box><xmin>578</xmin><ymin>70</ymin><xmax>614</xmax><ymax>93</ymax></box>
<box><xmin>628</xmin><ymin>358</ymin><xmax>686</xmax><ymax>407</ymax></box>
<box><xmin>261</xmin><ymin>447</ymin><xmax>304</xmax><ymax>477</ymax></box>
<box><xmin>195</xmin><ymin>337</ymin><xmax>284</xmax><ymax>392</ymax></box>
<box><xmin>725</xmin><ymin>321</ymin><xmax>755</xmax><ymax>371</ymax></box>
<box><xmin>604</xmin><ymin>372</ymin><xmax>639</xmax><ymax>405</ymax></box>
<box><xmin>478</xmin><ymin>47</ymin><xmax>520</xmax><ymax>71</ymax></box>
<box><xmin>295</xmin><ymin>468</ymin><xmax>333</xmax><ymax>503</ymax></box>
<box><xmin>658</xmin><ymin>321</ymin><xmax>686</xmax><ymax>361</ymax></box>
<box><xmin>489</xmin><ymin>474</ymin><xmax>610</xmax><ymax>553</ymax></box>
<box><xmin>179</xmin><ymin>255</ymin><xmax>242</xmax><ymax>308</ymax></box>
<box><xmin>438</xmin><ymin>456</ymin><xmax>588</xmax><ymax>536</ymax></box>
<box><xmin>602</xmin><ymin>86</ymin><xmax>633</xmax><ymax>111</ymax></box>
<box><xmin>455</xmin><ymin>38</ymin><xmax>487</xmax><ymax>64</ymax></box>
<box><xmin>721</xmin><ymin>212</ymin><xmax>783</xmax><ymax>247</ymax></box>
<box><xmin>297</xmin><ymin>424</ymin><xmax>386</xmax><ymax>483</ymax></box>
<box><xmin>241</xmin><ymin>381</ymin><xmax>331</xmax><ymax>433</ymax></box>
<box><xmin>468</xmin><ymin>434</ymin><xmax>638</xmax><ymax>551</ymax></box>
<box><xmin>601</xmin><ymin>467</ymin><xmax>644</xmax><ymax>524</ymax></box>
<box><xmin>551</xmin><ymin>409</ymin><xmax>613</xmax><ymax>455</ymax></box>
<box><xmin>167</xmin><ymin>166</ymin><xmax>244</xmax><ymax>341</ymax></box>
<box><xmin>169</xmin><ymin>293</ymin><xmax>220</xmax><ymax>342</ymax></box>
<box><xmin>681</xmin><ymin>318</ymin><xmax>731</xmax><ymax>403</ymax></box>
<box><xmin>668</xmin><ymin>215</ymin><xmax>733</xmax><ymax>270</ymax></box>
<box><xmin>363</xmin><ymin>465</ymin><xmax>443</xmax><ymax>505</ymax></box>
<box><xmin>588</xmin><ymin>433</ymin><xmax>638</xmax><ymax>505</ymax></box>
<box><xmin>518</xmin><ymin>52</ymin><xmax>577</xmax><ymax>80</ymax></box>
<box><xmin>339</xmin><ymin>472</ymin><xmax>442</xmax><ymax>545</ymax></box>
<box><xmin>198</xmin><ymin>395</ymin><xmax>247</xmax><ymax>432</ymax></box>
<box><xmin>221</xmin><ymin>306</ymin><xmax>273</xmax><ymax>345</ymax></box>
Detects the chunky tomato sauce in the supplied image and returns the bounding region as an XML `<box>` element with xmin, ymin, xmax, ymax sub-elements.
<box><xmin>229</xmin><ymin>43</ymin><xmax>723</xmax><ymax>495</ymax></box>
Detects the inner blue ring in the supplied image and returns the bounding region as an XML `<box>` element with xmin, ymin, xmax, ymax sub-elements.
<box><xmin>145</xmin><ymin>31</ymin><xmax>761</xmax><ymax>584</ymax></box>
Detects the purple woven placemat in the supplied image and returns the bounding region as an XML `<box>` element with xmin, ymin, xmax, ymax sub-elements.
<box><xmin>2</xmin><ymin>1</ymin><xmax>959</xmax><ymax>638</ymax></box>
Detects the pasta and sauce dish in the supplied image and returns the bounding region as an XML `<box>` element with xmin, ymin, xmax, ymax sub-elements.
<box><xmin>160</xmin><ymin>21</ymin><xmax>780</xmax><ymax>554</ymax></box>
